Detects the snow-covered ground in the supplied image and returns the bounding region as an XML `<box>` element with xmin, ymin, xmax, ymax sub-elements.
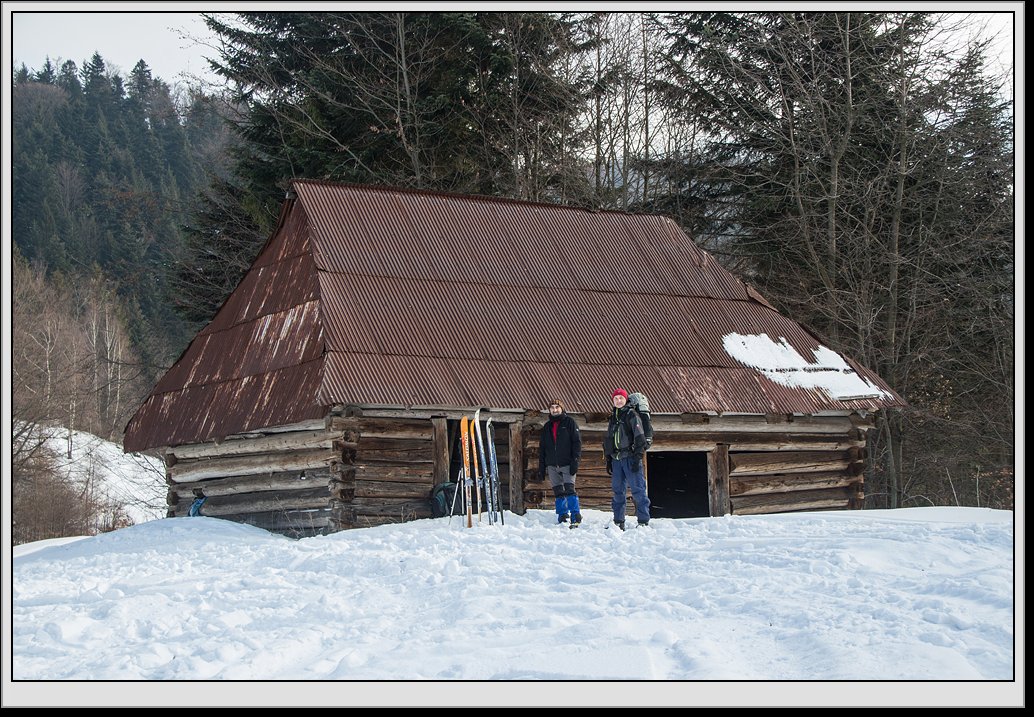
<box><xmin>8</xmin><ymin>505</ymin><xmax>1020</xmax><ymax>707</ymax></box>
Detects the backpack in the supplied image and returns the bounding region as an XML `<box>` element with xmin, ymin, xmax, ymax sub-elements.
<box><xmin>431</xmin><ymin>482</ymin><xmax>458</xmax><ymax>518</ymax></box>
<box><xmin>627</xmin><ymin>392</ymin><xmax>654</xmax><ymax>449</ymax></box>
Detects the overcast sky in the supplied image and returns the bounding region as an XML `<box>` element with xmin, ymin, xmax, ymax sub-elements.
<box><xmin>5</xmin><ymin>4</ymin><xmax>1021</xmax><ymax>91</ymax></box>
<box><xmin>9</xmin><ymin>9</ymin><xmax>220</xmax><ymax>86</ymax></box>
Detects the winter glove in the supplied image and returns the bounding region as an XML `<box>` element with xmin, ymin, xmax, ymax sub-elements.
<box><xmin>570</xmin><ymin>463</ymin><xmax>579</xmax><ymax>477</ymax></box>
<box><xmin>606</xmin><ymin>456</ymin><xmax>613</xmax><ymax>473</ymax></box>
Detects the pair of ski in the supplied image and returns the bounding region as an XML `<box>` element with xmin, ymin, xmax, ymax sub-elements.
<box><xmin>451</xmin><ymin>409</ymin><xmax>504</xmax><ymax>528</ymax></box>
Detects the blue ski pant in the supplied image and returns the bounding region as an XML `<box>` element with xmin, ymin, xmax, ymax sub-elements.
<box><xmin>611</xmin><ymin>456</ymin><xmax>650</xmax><ymax>523</ymax></box>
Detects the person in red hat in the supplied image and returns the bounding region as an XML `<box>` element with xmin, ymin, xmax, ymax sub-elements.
<box><xmin>604</xmin><ymin>388</ymin><xmax>650</xmax><ymax>530</ymax></box>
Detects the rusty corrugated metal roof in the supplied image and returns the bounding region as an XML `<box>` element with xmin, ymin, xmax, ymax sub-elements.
<box><xmin>124</xmin><ymin>180</ymin><xmax>905</xmax><ymax>452</ymax></box>
<box><xmin>124</xmin><ymin>198</ymin><xmax>327</xmax><ymax>452</ymax></box>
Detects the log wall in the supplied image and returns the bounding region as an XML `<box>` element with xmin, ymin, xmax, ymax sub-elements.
<box><xmin>329</xmin><ymin>416</ymin><xmax>434</xmax><ymax>529</ymax></box>
<box><xmin>163</xmin><ymin>410</ymin><xmax>872</xmax><ymax>537</ymax></box>
<box><xmin>165</xmin><ymin>411</ymin><xmax>522</xmax><ymax>537</ymax></box>
<box><xmin>165</xmin><ymin>419</ymin><xmax>338</xmax><ymax>538</ymax></box>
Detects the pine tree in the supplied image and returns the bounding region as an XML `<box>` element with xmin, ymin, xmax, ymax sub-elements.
<box><xmin>653</xmin><ymin>11</ymin><xmax>1014</xmax><ymax>508</ymax></box>
<box><xmin>177</xmin><ymin>10</ymin><xmax>592</xmax><ymax>319</ymax></box>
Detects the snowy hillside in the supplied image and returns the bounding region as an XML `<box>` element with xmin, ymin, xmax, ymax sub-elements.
<box><xmin>40</xmin><ymin>426</ymin><xmax>166</xmax><ymax>526</ymax></box>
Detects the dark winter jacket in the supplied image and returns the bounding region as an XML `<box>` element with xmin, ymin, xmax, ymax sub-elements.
<box><xmin>604</xmin><ymin>406</ymin><xmax>646</xmax><ymax>460</ymax></box>
<box><xmin>538</xmin><ymin>413</ymin><xmax>583</xmax><ymax>478</ymax></box>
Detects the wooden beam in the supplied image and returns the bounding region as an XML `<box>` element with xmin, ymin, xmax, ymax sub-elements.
<box><xmin>347</xmin><ymin>407</ymin><xmax>526</xmax><ymax>422</ymax></box>
<box><xmin>354</xmin><ymin>480</ymin><xmax>434</xmax><ymax>500</ymax></box>
<box><xmin>708</xmin><ymin>444</ymin><xmax>731</xmax><ymax>516</ymax></box>
<box><xmin>212</xmin><ymin>508</ymin><xmax>332</xmax><ymax>533</ymax></box>
<box><xmin>222</xmin><ymin>418</ymin><xmax>326</xmax><ymax>440</ymax></box>
<box><xmin>731</xmin><ymin>487</ymin><xmax>855</xmax><ymax>515</ymax></box>
<box><xmin>729</xmin><ymin>450</ymin><xmax>852</xmax><ymax>476</ymax></box>
<box><xmin>169</xmin><ymin>468</ymin><xmax>333</xmax><ymax>499</ymax></box>
<box><xmin>171</xmin><ymin>430</ymin><xmax>334</xmax><ymax>461</ymax></box>
<box><xmin>432</xmin><ymin>417</ymin><xmax>450</xmax><ymax>488</ymax></box>
<box><xmin>730</xmin><ymin>472</ymin><xmax>862</xmax><ymax>497</ymax></box>
<box><xmin>355</xmin><ymin>437</ymin><xmax>433</xmax><ymax>464</ymax></box>
<box><xmin>509</xmin><ymin>422</ymin><xmax>525</xmax><ymax>514</ymax></box>
<box><xmin>351</xmin><ymin>498</ymin><xmax>434</xmax><ymax>519</ymax></box>
<box><xmin>354</xmin><ymin>464</ymin><xmax>434</xmax><ymax>482</ymax></box>
<box><xmin>653</xmin><ymin>415</ymin><xmax>858</xmax><ymax>434</ymax></box>
<box><xmin>171</xmin><ymin>486</ymin><xmax>330</xmax><ymax>516</ymax></box>
<box><xmin>651</xmin><ymin>433</ymin><xmax>863</xmax><ymax>452</ymax></box>
<box><xmin>169</xmin><ymin>448</ymin><xmax>335</xmax><ymax>483</ymax></box>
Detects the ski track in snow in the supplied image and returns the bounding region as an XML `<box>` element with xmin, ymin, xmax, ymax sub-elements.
<box><xmin>12</xmin><ymin>508</ymin><xmax>1014</xmax><ymax>681</ymax></box>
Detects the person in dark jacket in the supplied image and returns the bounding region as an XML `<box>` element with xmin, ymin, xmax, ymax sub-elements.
<box><xmin>604</xmin><ymin>388</ymin><xmax>650</xmax><ymax>530</ymax></box>
<box><xmin>539</xmin><ymin>399</ymin><xmax>583</xmax><ymax>526</ymax></box>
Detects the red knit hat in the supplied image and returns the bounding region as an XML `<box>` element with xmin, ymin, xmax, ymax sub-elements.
<box><xmin>612</xmin><ymin>389</ymin><xmax>628</xmax><ymax>400</ymax></box>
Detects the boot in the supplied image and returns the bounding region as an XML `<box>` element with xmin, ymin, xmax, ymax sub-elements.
<box><xmin>567</xmin><ymin>492</ymin><xmax>582</xmax><ymax>527</ymax></box>
<box><xmin>613</xmin><ymin>519</ymin><xmax>625</xmax><ymax>531</ymax></box>
<box><xmin>554</xmin><ymin>491</ymin><xmax>569</xmax><ymax>524</ymax></box>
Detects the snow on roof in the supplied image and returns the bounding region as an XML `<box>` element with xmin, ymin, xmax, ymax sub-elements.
<box><xmin>723</xmin><ymin>333</ymin><xmax>893</xmax><ymax>402</ymax></box>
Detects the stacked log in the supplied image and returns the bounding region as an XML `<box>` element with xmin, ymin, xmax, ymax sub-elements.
<box><xmin>728</xmin><ymin>446</ymin><xmax>867</xmax><ymax>514</ymax></box>
<box><xmin>328</xmin><ymin>417</ymin><xmax>434</xmax><ymax>529</ymax></box>
<box><xmin>165</xmin><ymin>421</ymin><xmax>338</xmax><ymax>538</ymax></box>
<box><xmin>163</xmin><ymin>411</ymin><xmax>872</xmax><ymax>536</ymax></box>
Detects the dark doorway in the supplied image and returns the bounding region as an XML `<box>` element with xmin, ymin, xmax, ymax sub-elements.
<box><xmin>645</xmin><ymin>451</ymin><xmax>710</xmax><ymax>518</ymax></box>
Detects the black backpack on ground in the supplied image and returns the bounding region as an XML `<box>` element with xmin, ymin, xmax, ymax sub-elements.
<box><xmin>431</xmin><ymin>482</ymin><xmax>458</xmax><ymax>518</ymax></box>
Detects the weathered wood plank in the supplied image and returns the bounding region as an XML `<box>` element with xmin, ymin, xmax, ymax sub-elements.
<box><xmin>354</xmin><ymin>464</ymin><xmax>434</xmax><ymax>482</ymax></box>
<box><xmin>169</xmin><ymin>468</ymin><xmax>333</xmax><ymax>499</ymax></box>
<box><xmin>351</xmin><ymin>498</ymin><xmax>434</xmax><ymax>519</ymax></box>
<box><xmin>171</xmin><ymin>486</ymin><xmax>330</xmax><ymax>516</ymax></box>
<box><xmin>327</xmin><ymin>416</ymin><xmax>435</xmax><ymax>439</ymax></box>
<box><xmin>708</xmin><ymin>444</ymin><xmax>730</xmax><ymax>517</ymax></box>
<box><xmin>509</xmin><ymin>422</ymin><xmax>525</xmax><ymax>514</ymax></box>
<box><xmin>358</xmin><ymin>435</ymin><xmax>432</xmax><ymax>449</ymax></box>
<box><xmin>342</xmin><ymin>407</ymin><xmax>527</xmax><ymax>422</ymax></box>
<box><xmin>169</xmin><ymin>448</ymin><xmax>336</xmax><ymax>483</ymax></box>
<box><xmin>329</xmin><ymin>483</ymin><xmax>355</xmax><ymax>502</ymax></box>
<box><xmin>359</xmin><ymin>418</ymin><xmax>435</xmax><ymax>440</ymax></box>
<box><xmin>354</xmin><ymin>450</ymin><xmax>434</xmax><ymax>464</ymax></box>
<box><xmin>731</xmin><ymin>487</ymin><xmax>855</xmax><ymax>514</ymax></box>
<box><xmin>354</xmin><ymin>480</ymin><xmax>435</xmax><ymax>499</ymax></box>
<box><xmin>170</xmin><ymin>430</ymin><xmax>334</xmax><ymax>461</ymax></box>
<box><xmin>730</xmin><ymin>472</ymin><xmax>862</xmax><ymax>497</ymax></box>
<box><xmin>432</xmin><ymin>417</ymin><xmax>450</xmax><ymax>488</ymax></box>
<box><xmin>652</xmin><ymin>433</ymin><xmax>863</xmax><ymax>451</ymax></box>
<box><xmin>729</xmin><ymin>450</ymin><xmax>853</xmax><ymax>476</ymax></box>
<box><xmin>215</xmin><ymin>508</ymin><xmax>332</xmax><ymax>532</ymax></box>
<box><xmin>226</xmin><ymin>418</ymin><xmax>327</xmax><ymax>439</ymax></box>
<box><xmin>355</xmin><ymin>440</ymin><xmax>433</xmax><ymax>463</ymax></box>
<box><xmin>346</xmin><ymin>514</ymin><xmax>420</xmax><ymax>528</ymax></box>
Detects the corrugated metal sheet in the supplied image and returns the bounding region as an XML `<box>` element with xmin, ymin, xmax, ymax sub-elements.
<box><xmin>124</xmin><ymin>198</ymin><xmax>327</xmax><ymax>452</ymax></box>
<box><xmin>125</xmin><ymin>180</ymin><xmax>906</xmax><ymax>452</ymax></box>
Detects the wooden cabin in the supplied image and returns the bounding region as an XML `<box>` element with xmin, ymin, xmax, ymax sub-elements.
<box><xmin>124</xmin><ymin>180</ymin><xmax>905</xmax><ymax>537</ymax></box>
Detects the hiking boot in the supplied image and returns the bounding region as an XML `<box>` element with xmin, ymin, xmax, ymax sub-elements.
<box><xmin>557</xmin><ymin>513</ymin><xmax>570</xmax><ymax>524</ymax></box>
<box><xmin>570</xmin><ymin>513</ymin><xmax>582</xmax><ymax>528</ymax></box>
<box><xmin>637</xmin><ymin>519</ymin><xmax>650</xmax><ymax>528</ymax></box>
<box><xmin>613</xmin><ymin>520</ymin><xmax>625</xmax><ymax>531</ymax></box>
